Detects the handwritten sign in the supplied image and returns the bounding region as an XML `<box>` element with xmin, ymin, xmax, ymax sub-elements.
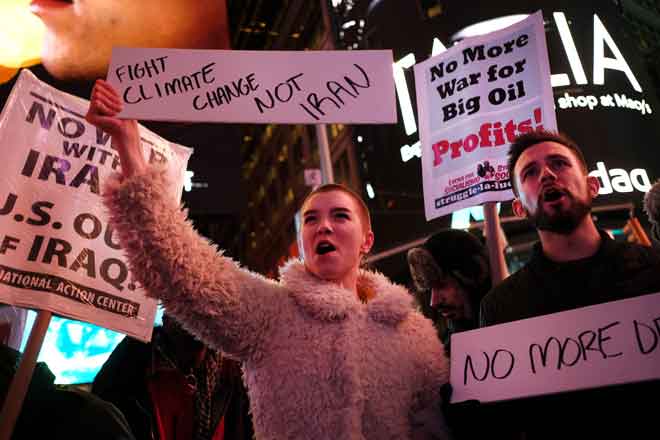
<box><xmin>414</xmin><ymin>11</ymin><xmax>556</xmax><ymax>220</ymax></box>
<box><xmin>107</xmin><ymin>48</ymin><xmax>396</xmax><ymax>124</ymax></box>
<box><xmin>0</xmin><ymin>70</ymin><xmax>192</xmax><ymax>342</ymax></box>
<box><xmin>450</xmin><ymin>292</ymin><xmax>660</xmax><ymax>403</ymax></box>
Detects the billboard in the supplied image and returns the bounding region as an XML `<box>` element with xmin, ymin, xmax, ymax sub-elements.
<box><xmin>359</xmin><ymin>0</ymin><xmax>660</xmax><ymax>261</ymax></box>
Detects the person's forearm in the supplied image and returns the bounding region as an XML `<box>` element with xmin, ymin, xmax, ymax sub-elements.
<box><xmin>103</xmin><ymin>168</ymin><xmax>278</xmax><ymax>359</ymax></box>
<box><xmin>111</xmin><ymin>123</ymin><xmax>146</xmax><ymax>178</ymax></box>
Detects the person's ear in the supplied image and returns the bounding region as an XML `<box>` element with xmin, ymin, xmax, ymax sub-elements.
<box><xmin>361</xmin><ymin>230</ymin><xmax>374</xmax><ymax>255</ymax></box>
<box><xmin>587</xmin><ymin>174</ymin><xmax>600</xmax><ymax>199</ymax></box>
<box><xmin>512</xmin><ymin>198</ymin><xmax>527</xmax><ymax>218</ymax></box>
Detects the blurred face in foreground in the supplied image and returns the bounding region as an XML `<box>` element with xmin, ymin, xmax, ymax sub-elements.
<box><xmin>301</xmin><ymin>190</ymin><xmax>374</xmax><ymax>291</ymax></box>
<box><xmin>31</xmin><ymin>0</ymin><xmax>230</xmax><ymax>80</ymax></box>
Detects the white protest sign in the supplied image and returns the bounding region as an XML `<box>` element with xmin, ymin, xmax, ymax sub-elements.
<box><xmin>0</xmin><ymin>70</ymin><xmax>192</xmax><ymax>342</ymax></box>
<box><xmin>414</xmin><ymin>11</ymin><xmax>556</xmax><ymax>220</ymax></box>
<box><xmin>450</xmin><ymin>292</ymin><xmax>660</xmax><ymax>403</ymax></box>
<box><xmin>107</xmin><ymin>48</ymin><xmax>396</xmax><ymax>124</ymax></box>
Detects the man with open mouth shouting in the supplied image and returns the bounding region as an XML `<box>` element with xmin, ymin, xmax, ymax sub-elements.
<box><xmin>479</xmin><ymin>129</ymin><xmax>660</xmax><ymax>439</ymax></box>
<box><xmin>85</xmin><ymin>80</ymin><xmax>450</xmax><ymax>440</ymax></box>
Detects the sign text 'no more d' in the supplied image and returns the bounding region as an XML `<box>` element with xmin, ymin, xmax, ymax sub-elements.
<box><xmin>0</xmin><ymin>70</ymin><xmax>191</xmax><ymax>341</ymax></box>
<box><xmin>450</xmin><ymin>292</ymin><xmax>660</xmax><ymax>404</ymax></box>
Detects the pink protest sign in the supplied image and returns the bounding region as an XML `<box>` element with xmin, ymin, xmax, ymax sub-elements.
<box><xmin>107</xmin><ymin>48</ymin><xmax>396</xmax><ymax>124</ymax></box>
<box><xmin>450</xmin><ymin>291</ymin><xmax>660</xmax><ymax>403</ymax></box>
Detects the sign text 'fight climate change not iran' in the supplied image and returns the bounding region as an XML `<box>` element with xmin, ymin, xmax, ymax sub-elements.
<box><xmin>0</xmin><ymin>70</ymin><xmax>192</xmax><ymax>342</ymax></box>
<box><xmin>107</xmin><ymin>48</ymin><xmax>396</xmax><ymax>124</ymax></box>
<box><xmin>414</xmin><ymin>11</ymin><xmax>557</xmax><ymax>220</ymax></box>
<box><xmin>450</xmin><ymin>292</ymin><xmax>660</xmax><ymax>403</ymax></box>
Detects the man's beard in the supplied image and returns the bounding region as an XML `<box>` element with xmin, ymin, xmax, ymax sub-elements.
<box><xmin>527</xmin><ymin>192</ymin><xmax>592</xmax><ymax>234</ymax></box>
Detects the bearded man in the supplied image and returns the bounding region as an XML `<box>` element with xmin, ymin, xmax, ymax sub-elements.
<box><xmin>478</xmin><ymin>130</ymin><xmax>660</xmax><ymax>440</ymax></box>
<box><xmin>480</xmin><ymin>130</ymin><xmax>660</xmax><ymax>325</ymax></box>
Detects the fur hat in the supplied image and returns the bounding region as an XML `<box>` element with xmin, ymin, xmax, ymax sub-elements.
<box><xmin>644</xmin><ymin>179</ymin><xmax>660</xmax><ymax>242</ymax></box>
<box><xmin>407</xmin><ymin>230</ymin><xmax>490</xmax><ymax>296</ymax></box>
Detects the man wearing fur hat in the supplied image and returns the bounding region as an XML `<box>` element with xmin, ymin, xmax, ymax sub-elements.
<box><xmin>644</xmin><ymin>178</ymin><xmax>660</xmax><ymax>245</ymax></box>
<box><xmin>407</xmin><ymin>229</ymin><xmax>492</xmax><ymax>352</ymax></box>
<box><xmin>408</xmin><ymin>230</ymin><xmax>496</xmax><ymax>440</ymax></box>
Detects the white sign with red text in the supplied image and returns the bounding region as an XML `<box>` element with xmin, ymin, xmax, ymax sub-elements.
<box><xmin>450</xmin><ymin>292</ymin><xmax>660</xmax><ymax>403</ymax></box>
<box><xmin>0</xmin><ymin>70</ymin><xmax>192</xmax><ymax>342</ymax></box>
<box><xmin>414</xmin><ymin>11</ymin><xmax>556</xmax><ymax>220</ymax></box>
<box><xmin>107</xmin><ymin>48</ymin><xmax>396</xmax><ymax>124</ymax></box>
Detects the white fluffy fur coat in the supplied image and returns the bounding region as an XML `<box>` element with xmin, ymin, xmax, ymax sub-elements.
<box><xmin>104</xmin><ymin>168</ymin><xmax>450</xmax><ymax>440</ymax></box>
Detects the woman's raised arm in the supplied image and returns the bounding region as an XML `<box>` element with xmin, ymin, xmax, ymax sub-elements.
<box><xmin>85</xmin><ymin>79</ymin><xmax>146</xmax><ymax>178</ymax></box>
<box><xmin>87</xmin><ymin>80</ymin><xmax>281</xmax><ymax>360</ymax></box>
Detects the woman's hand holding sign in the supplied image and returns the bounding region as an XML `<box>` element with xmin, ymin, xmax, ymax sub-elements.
<box><xmin>85</xmin><ymin>80</ymin><xmax>146</xmax><ymax>178</ymax></box>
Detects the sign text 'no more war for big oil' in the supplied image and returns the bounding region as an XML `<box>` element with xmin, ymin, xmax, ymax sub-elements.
<box><xmin>414</xmin><ymin>11</ymin><xmax>557</xmax><ymax>220</ymax></box>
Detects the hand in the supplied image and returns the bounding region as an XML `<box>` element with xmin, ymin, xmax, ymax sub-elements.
<box><xmin>85</xmin><ymin>79</ymin><xmax>146</xmax><ymax>177</ymax></box>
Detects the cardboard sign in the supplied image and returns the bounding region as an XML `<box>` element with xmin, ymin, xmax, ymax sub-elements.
<box><xmin>450</xmin><ymin>292</ymin><xmax>660</xmax><ymax>403</ymax></box>
<box><xmin>0</xmin><ymin>70</ymin><xmax>192</xmax><ymax>342</ymax></box>
<box><xmin>107</xmin><ymin>48</ymin><xmax>396</xmax><ymax>124</ymax></box>
<box><xmin>414</xmin><ymin>11</ymin><xmax>557</xmax><ymax>220</ymax></box>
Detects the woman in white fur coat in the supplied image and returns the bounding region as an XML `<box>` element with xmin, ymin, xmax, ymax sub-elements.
<box><xmin>86</xmin><ymin>80</ymin><xmax>450</xmax><ymax>440</ymax></box>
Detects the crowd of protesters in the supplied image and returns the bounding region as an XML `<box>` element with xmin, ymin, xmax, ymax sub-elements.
<box><xmin>1</xmin><ymin>0</ymin><xmax>660</xmax><ymax>438</ymax></box>
<box><xmin>3</xmin><ymin>112</ymin><xmax>659</xmax><ymax>439</ymax></box>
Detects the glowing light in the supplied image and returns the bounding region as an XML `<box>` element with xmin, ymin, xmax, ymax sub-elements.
<box><xmin>450</xmin><ymin>204</ymin><xmax>501</xmax><ymax>229</ymax></box>
<box><xmin>400</xmin><ymin>141</ymin><xmax>421</xmax><ymax>162</ymax></box>
<box><xmin>589</xmin><ymin>162</ymin><xmax>651</xmax><ymax>194</ymax></box>
<box><xmin>551</xmin><ymin>74</ymin><xmax>571</xmax><ymax>88</ymax></box>
<box><xmin>357</xmin><ymin>135</ymin><xmax>363</xmax><ymax>142</ymax></box>
<box><xmin>393</xmin><ymin>53</ymin><xmax>417</xmax><ymax>136</ymax></box>
<box><xmin>451</xmin><ymin>15</ymin><xmax>528</xmax><ymax>41</ymax></box>
<box><xmin>366</xmin><ymin>183</ymin><xmax>375</xmax><ymax>199</ymax></box>
<box><xmin>367</xmin><ymin>0</ymin><xmax>384</xmax><ymax>14</ymax></box>
<box><xmin>0</xmin><ymin>0</ymin><xmax>44</xmax><ymax>82</ymax></box>
<box><xmin>553</xmin><ymin>12</ymin><xmax>588</xmax><ymax>86</ymax></box>
<box><xmin>184</xmin><ymin>170</ymin><xmax>194</xmax><ymax>192</ymax></box>
<box><xmin>431</xmin><ymin>38</ymin><xmax>447</xmax><ymax>56</ymax></box>
<box><xmin>592</xmin><ymin>14</ymin><xmax>641</xmax><ymax>92</ymax></box>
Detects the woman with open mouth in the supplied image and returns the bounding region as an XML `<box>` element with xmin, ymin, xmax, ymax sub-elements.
<box><xmin>85</xmin><ymin>79</ymin><xmax>451</xmax><ymax>440</ymax></box>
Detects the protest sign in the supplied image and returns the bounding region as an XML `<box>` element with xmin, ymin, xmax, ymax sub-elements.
<box><xmin>107</xmin><ymin>48</ymin><xmax>396</xmax><ymax>124</ymax></box>
<box><xmin>0</xmin><ymin>70</ymin><xmax>192</xmax><ymax>342</ymax></box>
<box><xmin>450</xmin><ymin>291</ymin><xmax>660</xmax><ymax>403</ymax></box>
<box><xmin>414</xmin><ymin>11</ymin><xmax>556</xmax><ymax>220</ymax></box>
